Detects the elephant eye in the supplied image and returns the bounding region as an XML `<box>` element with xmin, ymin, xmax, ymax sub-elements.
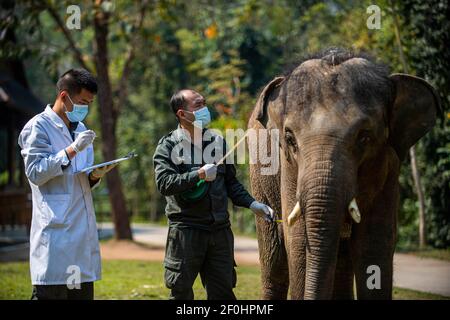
<box><xmin>357</xmin><ymin>130</ymin><xmax>372</xmax><ymax>145</ymax></box>
<box><xmin>285</xmin><ymin>130</ymin><xmax>298</xmax><ymax>152</ymax></box>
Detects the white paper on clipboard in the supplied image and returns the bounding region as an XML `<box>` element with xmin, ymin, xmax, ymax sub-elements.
<box><xmin>77</xmin><ymin>151</ymin><xmax>138</xmax><ymax>173</ymax></box>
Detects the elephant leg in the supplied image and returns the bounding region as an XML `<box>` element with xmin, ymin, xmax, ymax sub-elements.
<box><xmin>351</xmin><ymin>169</ymin><xmax>398</xmax><ymax>300</ymax></box>
<box><xmin>256</xmin><ymin>211</ymin><xmax>289</xmax><ymax>300</ymax></box>
<box><xmin>351</xmin><ymin>232</ymin><xmax>395</xmax><ymax>299</ymax></box>
<box><xmin>332</xmin><ymin>239</ymin><xmax>354</xmax><ymax>299</ymax></box>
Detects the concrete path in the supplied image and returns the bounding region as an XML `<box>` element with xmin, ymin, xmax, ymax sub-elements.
<box><xmin>393</xmin><ymin>253</ymin><xmax>450</xmax><ymax>297</ymax></box>
<box><xmin>97</xmin><ymin>223</ymin><xmax>260</xmax><ymax>265</ymax></box>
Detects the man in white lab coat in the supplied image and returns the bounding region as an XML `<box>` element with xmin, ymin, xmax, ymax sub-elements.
<box><xmin>18</xmin><ymin>68</ymin><xmax>115</xmax><ymax>300</ymax></box>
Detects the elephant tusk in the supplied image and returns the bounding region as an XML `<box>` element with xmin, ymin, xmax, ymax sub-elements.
<box><xmin>348</xmin><ymin>198</ymin><xmax>361</xmax><ymax>223</ymax></box>
<box><xmin>287</xmin><ymin>201</ymin><xmax>301</xmax><ymax>226</ymax></box>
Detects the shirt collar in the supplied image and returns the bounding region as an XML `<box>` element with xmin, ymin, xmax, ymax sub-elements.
<box><xmin>69</xmin><ymin>121</ymin><xmax>80</xmax><ymax>134</ymax></box>
<box><xmin>173</xmin><ymin>124</ymin><xmax>208</xmax><ymax>143</ymax></box>
<box><xmin>173</xmin><ymin>124</ymin><xmax>189</xmax><ymax>142</ymax></box>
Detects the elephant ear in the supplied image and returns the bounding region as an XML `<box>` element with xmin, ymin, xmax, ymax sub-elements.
<box><xmin>255</xmin><ymin>76</ymin><xmax>285</xmax><ymax>127</ymax></box>
<box><xmin>388</xmin><ymin>73</ymin><xmax>441</xmax><ymax>161</ymax></box>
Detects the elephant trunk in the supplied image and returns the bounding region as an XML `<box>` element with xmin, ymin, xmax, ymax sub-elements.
<box><xmin>299</xmin><ymin>141</ymin><xmax>355</xmax><ymax>299</ymax></box>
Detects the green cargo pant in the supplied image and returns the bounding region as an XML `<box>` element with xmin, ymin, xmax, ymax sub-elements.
<box><xmin>164</xmin><ymin>226</ymin><xmax>237</xmax><ymax>300</ymax></box>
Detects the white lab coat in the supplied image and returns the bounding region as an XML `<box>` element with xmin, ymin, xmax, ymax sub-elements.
<box><xmin>18</xmin><ymin>105</ymin><xmax>101</xmax><ymax>285</ymax></box>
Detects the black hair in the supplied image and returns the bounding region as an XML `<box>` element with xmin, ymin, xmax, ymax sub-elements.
<box><xmin>170</xmin><ymin>89</ymin><xmax>196</xmax><ymax>114</ymax></box>
<box><xmin>56</xmin><ymin>68</ymin><xmax>98</xmax><ymax>96</ymax></box>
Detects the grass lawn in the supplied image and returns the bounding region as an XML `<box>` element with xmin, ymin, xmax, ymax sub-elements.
<box><xmin>0</xmin><ymin>260</ymin><xmax>447</xmax><ymax>300</ymax></box>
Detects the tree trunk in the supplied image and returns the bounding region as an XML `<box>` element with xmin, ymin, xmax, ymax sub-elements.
<box><xmin>149</xmin><ymin>183</ymin><xmax>160</xmax><ymax>222</ymax></box>
<box><xmin>238</xmin><ymin>208</ymin><xmax>244</xmax><ymax>233</ymax></box>
<box><xmin>390</xmin><ymin>0</ymin><xmax>427</xmax><ymax>248</ymax></box>
<box><xmin>409</xmin><ymin>147</ymin><xmax>427</xmax><ymax>248</ymax></box>
<box><xmin>93</xmin><ymin>3</ymin><xmax>132</xmax><ymax>240</ymax></box>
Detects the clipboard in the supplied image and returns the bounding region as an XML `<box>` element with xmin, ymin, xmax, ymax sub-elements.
<box><xmin>77</xmin><ymin>151</ymin><xmax>138</xmax><ymax>173</ymax></box>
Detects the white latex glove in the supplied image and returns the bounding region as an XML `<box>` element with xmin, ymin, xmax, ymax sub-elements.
<box><xmin>90</xmin><ymin>163</ymin><xmax>118</xmax><ymax>180</ymax></box>
<box><xmin>71</xmin><ymin>130</ymin><xmax>96</xmax><ymax>153</ymax></box>
<box><xmin>200</xmin><ymin>163</ymin><xmax>217</xmax><ymax>182</ymax></box>
<box><xmin>250</xmin><ymin>201</ymin><xmax>274</xmax><ymax>222</ymax></box>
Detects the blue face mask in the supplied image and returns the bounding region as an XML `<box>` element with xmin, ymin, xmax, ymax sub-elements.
<box><xmin>190</xmin><ymin>106</ymin><xmax>211</xmax><ymax>127</ymax></box>
<box><xmin>64</xmin><ymin>95</ymin><xmax>89</xmax><ymax>123</ymax></box>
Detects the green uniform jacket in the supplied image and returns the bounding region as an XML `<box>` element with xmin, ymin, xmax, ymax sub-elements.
<box><xmin>153</xmin><ymin>126</ymin><xmax>255</xmax><ymax>231</ymax></box>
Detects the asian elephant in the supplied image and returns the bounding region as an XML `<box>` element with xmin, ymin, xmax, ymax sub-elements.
<box><xmin>248</xmin><ymin>48</ymin><xmax>441</xmax><ymax>299</ymax></box>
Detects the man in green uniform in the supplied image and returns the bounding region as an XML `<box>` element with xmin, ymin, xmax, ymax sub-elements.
<box><xmin>153</xmin><ymin>89</ymin><xmax>274</xmax><ymax>300</ymax></box>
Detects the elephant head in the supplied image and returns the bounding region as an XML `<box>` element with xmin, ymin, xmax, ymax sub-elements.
<box><xmin>252</xmin><ymin>48</ymin><xmax>440</xmax><ymax>299</ymax></box>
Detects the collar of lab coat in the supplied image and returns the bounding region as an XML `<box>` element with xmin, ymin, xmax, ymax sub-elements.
<box><xmin>43</xmin><ymin>105</ymin><xmax>73</xmax><ymax>140</ymax></box>
<box><xmin>44</xmin><ymin>105</ymin><xmax>66</xmax><ymax>128</ymax></box>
